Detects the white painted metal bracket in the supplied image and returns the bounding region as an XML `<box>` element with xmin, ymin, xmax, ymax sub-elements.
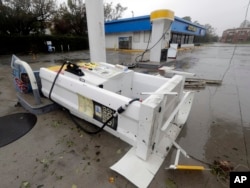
<box><xmin>167</xmin><ymin>139</ymin><xmax>205</xmax><ymax>171</ymax></box>
<box><xmin>110</xmin><ymin>147</ymin><xmax>164</xmax><ymax>188</ymax></box>
<box><xmin>159</xmin><ymin>66</ymin><xmax>196</xmax><ymax>77</ymax></box>
<box><xmin>110</xmin><ymin>90</ymin><xmax>195</xmax><ymax>187</ymax></box>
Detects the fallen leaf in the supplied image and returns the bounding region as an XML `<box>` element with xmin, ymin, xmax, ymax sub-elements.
<box><xmin>166</xmin><ymin>178</ymin><xmax>177</xmax><ymax>188</ymax></box>
<box><xmin>109</xmin><ymin>177</ymin><xmax>115</xmax><ymax>183</ymax></box>
<box><xmin>20</xmin><ymin>181</ymin><xmax>30</xmax><ymax>188</ymax></box>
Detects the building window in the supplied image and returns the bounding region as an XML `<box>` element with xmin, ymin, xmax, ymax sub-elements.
<box><xmin>239</xmin><ymin>31</ymin><xmax>245</xmax><ymax>35</ymax></box>
<box><xmin>177</xmin><ymin>35</ymin><xmax>182</xmax><ymax>45</ymax></box>
<box><xmin>188</xmin><ymin>36</ymin><xmax>194</xmax><ymax>44</ymax></box>
<box><xmin>171</xmin><ymin>33</ymin><xmax>195</xmax><ymax>45</ymax></box>
<box><xmin>181</xmin><ymin>35</ymin><xmax>185</xmax><ymax>44</ymax></box>
<box><xmin>171</xmin><ymin>33</ymin><xmax>178</xmax><ymax>43</ymax></box>
<box><xmin>184</xmin><ymin>35</ymin><xmax>189</xmax><ymax>44</ymax></box>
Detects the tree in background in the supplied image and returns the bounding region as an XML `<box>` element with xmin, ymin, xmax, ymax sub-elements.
<box><xmin>53</xmin><ymin>1</ymin><xmax>127</xmax><ymax>35</ymax></box>
<box><xmin>104</xmin><ymin>2</ymin><xmax>127</xmax><ymax>21</ymax></box>
<box><xmin>182</xmin><ymin>16</ymin><xmax>191</xmax><ymax>22</ymax></box>
<box><xmin>204</xmin><ymin>24</ymin><xmax>218</xmax><ymax>42</ymax></box>
<box><xmin>0</xmin><ymin>0</ymin><xmax>127</xmax><ymax>36</ymax></box>
<box><xmin>0</xmin><ymin>0</ymin><xmax>129</xmax><ymax>54</ymax></box>
<box><xmin>0</xmin><ymin>2</ymin><xmax>11</xmax><ymax>35</ymax></box>
<box><xmin>32</xmin><ymin>0</ymin><xmax>57</xmax><ymax>34</ymax></box>
<box><xmin>0</xmin><ymin>0</ymin><xmax>56</xmax><ymax>35</ymax></box>
<box><xmin>53</xmin><ymin>0</ymin><xmax>87</xmax><ymax>36</ymax></box>
<box><xmin>194</xmin><ymin>23</ymin><xmax>218</xmax><ymax>43</ymax></box>
<box><xmin>181</xmin><ymin>16</ymin><xmax>218</xmax><ymax>43</ymax></box>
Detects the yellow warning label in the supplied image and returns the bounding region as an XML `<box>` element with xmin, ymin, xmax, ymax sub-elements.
<box><xmin>47</xmin><ymin>61</ymin><xmax>98</xmax><ymax>72</ymax></box>
<box><xmin>78</xmin><ymin>61</ymin><xmax>98</xmax><ymax>69</ymax></box>
<box><xmin>47</xmin><ymin>64</ymin><xmax>67</xmax><ymax>72</ymax></box>
<box><xmin>78</xmin><ymin>94</ymin><xmax>94</xmax><ymax>117</ymax></box>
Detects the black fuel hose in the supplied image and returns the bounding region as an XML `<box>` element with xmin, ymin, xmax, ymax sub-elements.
<box><xmin>49</xmin><ymin>61</ymin><xmax>69</xmax><ymax>101</ymax></box>
<box><xmin>70</xmin><ymin>98</ymin><xmax>140</xmax><ymax>135</ymax></box>
<box><xmin>48</xmin><ymin>60</ymin><xmax>140</xmax><ymax>135</ymax></box>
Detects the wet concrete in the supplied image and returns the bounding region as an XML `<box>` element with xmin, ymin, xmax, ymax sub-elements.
<box><xmin>0</xmin><ymin>43</ymin><xmax>249</xmax><ymax>188</ymax></box>
<box><xmin>174</xmin><ymin>44</ymin><xmax>250</xmax><ymax>185</ymax></box>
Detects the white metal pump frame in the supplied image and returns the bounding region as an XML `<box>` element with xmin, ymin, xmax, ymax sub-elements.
<box><xmin>39</xmin><ymin>62</ymin><xmax>194</xmax><ymax>188</ymax></box>
<box><xmin>11</xmin><ymin>55</ymin><xmax>194</xmax><ymax>187</ymax></box>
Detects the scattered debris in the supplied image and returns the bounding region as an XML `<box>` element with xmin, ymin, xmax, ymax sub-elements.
<box><xmin>36</xmin><ymin>157</ymin><xmax>55</xmax><ymax>171</ymax></box>
<box><xmin>165</xmin><ymin>178</ymin><xmax>177</xmax><ymax>188</ymax></box>
<box><xmin>20</xmin><ymin>181</ymin><xmax>30</xmax><ymax>188</ymax></box>
<box><xmin>185</xmin><ymin>78</ymin><xmax>222</xmax><ymax>89</ymax></box>
<box><xmin>211</xmin><ymin>160</ymin><xmax>234</xmax><ymax>181</ymax></box>
<box><xmin>56</xmin><ymin>175</ymin><xmax>63</xmax><ymax>180</ymax></box>
<box><xmin>185</xmin><ymin>79</ymin><xmax>206</xmax><ymax>89</ymax></box>
<box><xmin>51</xmin><ymin>120</ymin><xmax>62</xmax><ymax>128</ymax></box>
<box><xmin>66</xmin><ymin>140</ymin><xmax>75</xmax><ymax>148</ymax></box>
<box><xmin>158</xmin><ymin>66</ymin><xmax>222</xmax><ymax>89</ymax></box>
<box><xmin>96</xmin><ymin>151</ymin><xmax>100</xmax><ymax>156</ymax></box>
<box><xmin>186</xmin><ymin>78</ymin><xmax>222</xmax><ymax>85</ymax></box>
<box><xmin>109</xmin><ymin>177</ymin><xmax>115</xmax><ymax>183</ymax></box>
<box><xmin>116</xmin><ymin>149</ymin><xmax>122</xmax><ymax>154</ymax></box>
<box><xmin>213</xmin><ymin>160</ymin><xmax>233</xmax><ymax>173</ymax></box>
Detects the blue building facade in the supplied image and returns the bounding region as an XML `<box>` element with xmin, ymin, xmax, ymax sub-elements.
<box><xmin>105</xmin><ymin>15</ymin><xmax>206</xmax><ymax>50</ymax></box>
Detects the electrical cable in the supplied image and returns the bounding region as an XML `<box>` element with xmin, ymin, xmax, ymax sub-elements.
<box><xmin>135</xmin><ymin>32</ymin><xmax>152</xmax><ymax>63</ymax></box>
<box><xmin>188</xmin><ymin>154</ymin><xmax>213</xmax><ymax>167</ymax></box>
<box><xmin>69</xmin><ymin>112</ymin><xmax>115</xmax><ymax>135</ymax></box>
<box><xmin>134</xmin><ymin>22</ymin><xmax>173</xmax><ymax>64</ymax></box>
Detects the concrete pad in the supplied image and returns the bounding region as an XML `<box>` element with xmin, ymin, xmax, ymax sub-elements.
<box><xmin>0</xmin><ymin>44</ymin><xmax>249</xmax><ymax>187</ymax></box>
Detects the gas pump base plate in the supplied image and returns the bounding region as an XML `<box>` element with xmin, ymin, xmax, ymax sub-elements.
<box><xmin>110</xmin><ymin>147</ymin><xmax>164</xmax><ymax>188</ymax></box>
<box><xmin>17</xmin><ymin>93</ymin><xmax>59</xmax><ymax>115</ymax></box>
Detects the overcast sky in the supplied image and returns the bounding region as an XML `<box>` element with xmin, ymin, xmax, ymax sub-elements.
<box><xmin>103</xmin><ymin>0</ymin><xmax>250</xmax><ymax>36</ymax></box>
<box><xmin>59</xmin><ymin>0</ymin><xmax>250</xmax><ymax>36</ymax></box>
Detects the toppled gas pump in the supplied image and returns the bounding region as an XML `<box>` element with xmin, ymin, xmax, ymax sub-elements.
<box><xmin>10</xmin><ymin>2</ymin><xmax>196</xmax><ymax>187</ymax></box>
<box><xmin>11</xmin><ymin>54</ymin><xmax>194</xmax><ymax>187</ymax></box>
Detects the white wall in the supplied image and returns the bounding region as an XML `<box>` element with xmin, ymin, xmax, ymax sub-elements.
<box><xmin>105</xmin><ymin>31</ymin><xmax>152</xmax><ymax>50</ymax></box>
<box><xmin>180</xmin><ymin>43</ymin><xmax>194</xmax><ymax>48</ymax></box>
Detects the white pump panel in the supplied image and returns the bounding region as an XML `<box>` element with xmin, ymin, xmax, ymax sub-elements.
<box><xmin>149</xmin><ymin>9</ymin><xmax>174</xmax><ymax>63</ymax></box>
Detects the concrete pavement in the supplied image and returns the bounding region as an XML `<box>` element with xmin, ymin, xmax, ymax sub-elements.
<box><xmin>0</xmin><ymin>43</ymin><xmax>249</xmax><ymax>188</ymax></box>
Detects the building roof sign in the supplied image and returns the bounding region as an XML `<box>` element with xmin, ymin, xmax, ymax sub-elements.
<box><xmin>105</xmin><ymin>15</ymin><xmax>206</xmax><ymax>36</ymax></box>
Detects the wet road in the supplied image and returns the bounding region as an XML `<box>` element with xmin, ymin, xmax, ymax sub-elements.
<box><xmin>0</xmin><ymin>43</ymin><xmax>249</xmax><ymax>188</ymax></box>
<box><xmin>175</xmin><ymin>43</ymin><xmax>250</xmax><ymax>171</ymax></box>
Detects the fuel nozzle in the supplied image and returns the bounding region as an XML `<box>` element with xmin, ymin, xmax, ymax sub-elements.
<box><xmin>65</xmin><ymin>62</ymin><xmax>84</xmax><ymax>76</ymax></box>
